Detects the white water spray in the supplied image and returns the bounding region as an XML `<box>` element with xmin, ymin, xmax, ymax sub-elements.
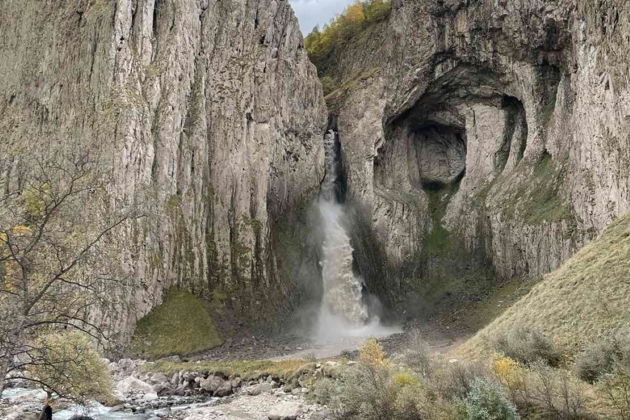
<box><xmin>316</xmin><ymin>129</ymin><xmax>399</xmax><ymax>343</ymax></box>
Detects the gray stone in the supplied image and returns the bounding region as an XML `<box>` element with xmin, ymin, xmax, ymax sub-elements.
<box><xmin>246</xmin><ymin>382</ymin><xmax>273</xmax><ymax>396</ymax></box>
<box><xmin>268</xmin><ymin>401</ymin><xmax>302</xmax><ymax>420</ymax></box>
<box><xmin>199</xmin><ymin>375</ymin><xmax>226</xmax><ymax>394</ymax></box>
<box><xmin>0</xmin><ymin>0</ymin><xmax>326</xmax><ymax>345</ymax></box>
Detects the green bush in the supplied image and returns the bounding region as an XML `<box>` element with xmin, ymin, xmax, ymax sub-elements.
<box><xmin>28</xmin><ymin>331</ymin><xmax>114</xmax><ymax>404</ymax></box>
<box><xmin>465</xmin><ymin>377</ymin><xmax>520</xmax><ymax>420</ymax></box>
<box><xmin>494</xmin><ymin>327</ymin><xmax>561</xmax><ymax>367</ymax></box>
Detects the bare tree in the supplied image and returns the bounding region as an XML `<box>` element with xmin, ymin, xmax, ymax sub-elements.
<box><xmin>0</xmin><ymin>149</ymin><xmax>136</xmax><ymax>397</ymax></box>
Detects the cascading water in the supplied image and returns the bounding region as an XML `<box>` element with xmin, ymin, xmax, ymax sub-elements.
<box><xmin>318</xmin><ymin>129</ymin><xmax>369</xmax><ymax>326</ymax></box>
<box><xmin>312</xmin><ymin>124</ymin><xmax>401</xmax><ymax>345</ymax></box>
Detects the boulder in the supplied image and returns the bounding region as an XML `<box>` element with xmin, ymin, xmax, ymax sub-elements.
<box><xmin>116</xmin><ymin>377</ymin><xmax>157</xmax><ymax>400</ymax></box>
<box><xmin>246</xmin><ymin>382</ymin><xmax>273</xmax><ymax>396</ymax></box>
<box><xmin>214</xmin><ymin>380</ymin><xmax>233</xmax><ymax>397</ymax></box>
<box><xmin>268</xmin><ymin>401</ymin><xmax>302</xmax><ymax>420</ymax></box>
<box><xmin>199</xmin><ymin>375</ymin><xmax>225</xmax><ymax>394</ymax></box>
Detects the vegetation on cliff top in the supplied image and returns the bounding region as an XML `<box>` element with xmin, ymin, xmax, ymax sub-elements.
<box><xmin>130</xmin><ymin>289</ymin><xmax>222</xmax><ymax>359</ymax></box>
<box><xmin>305</xmin><ymin>0</ymin><xmax>391</xmax><ymax>94</ymax></box>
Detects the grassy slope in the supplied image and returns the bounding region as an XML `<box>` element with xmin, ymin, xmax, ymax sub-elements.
<box><xmin>130</xmin><ymin>289</ymin><xmax>223</xmax><ymax>359</ymax></box>
<box><xmin>455</xmin><ymin>212</ymin><xmax>630</xmax><ymax>359</ymax></box>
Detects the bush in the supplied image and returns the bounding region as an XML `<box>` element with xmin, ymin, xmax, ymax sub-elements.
<box><xmin>320</xmin><ymin>76</ymin><xmax>338</xmax><ymax>95</ymax></box>
<box><xmin>401</xmin><ymin>331</ymin><xmax>432</xmax><ymax>378</ymax></box>
<box><xmin>493</xmin><ymin>327</ymin><xmax>561</xmax><ymax>367</ymax></box>
<box><xmin>358</xmin><ymin>338</ymin><xmax>388</xmax><ymax>367</ymax></box>
<box><xmin>430</xmin><ymin>360</ymin><xmax>491</xmax><ymax>400</ymax></box>
<box><xmin>493</xmin><ymin>357</ymin><xmax>525</xmax><ymax>397</ymax></box>
<box><xmin>310</xmin><ymin>377</ymin><xmax>339</xmax><ymax>406</ymax></box>
<box><xmin>576</xmin><ymin>339</ymin><xmax>620</xmax><ymax>384</ymax></box>
<box><xmin>465</xmin><ymin>377</ymin><xmax>519</xmax><ymax>420</ymax></box>
<box><xmin>576</xmin><ymin>329</ymin><xmax>630</xmax><ymax>383</ymax></box>
<box><xmin>28</xmin><ymin>331</ymin><xmax>114</xmax><ymax>404</ymax></box>
<box><xmin>599</xmin><ymin>365</ymin><xmax>630</xmax><ymax>420</ymax></box>
<box><xmin>515</xmin><ymin>362</ymin><xmax>593</xmax><ymax>419</ymax></box>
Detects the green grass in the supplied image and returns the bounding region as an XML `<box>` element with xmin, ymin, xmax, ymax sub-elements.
<box><xmin>455</xmin><ymin>211</ymin><xmax>630</xmax><ymax>359</ymax></box>
<box><xmin>141</xmin><ymin>359</ymin><xmax>315</xmax><ymax>381</ymax></box>
<box><xmin>459</xmin><ymin>277</ymin><xmax>540</xmax><ymax>331</ymax></box>
<box><xmin>491</xmin><ymin>153</ymin><xmax>574</xmax><ymax>225</ymax></box>
<box><xmin>422</xmin><ymin>186</ymin><xmax>458</xmax><ymax>255</ymax></box>
<box><xmin>130</xmin><ymin>289</ymin><xmax>223</xmax><ymax>359</ymax></box>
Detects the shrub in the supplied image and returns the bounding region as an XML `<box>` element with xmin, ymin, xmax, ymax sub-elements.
<box><xmin>493</xmin><ymin>327</ymin><xmax>561</xmax><ymax>366</ymax></box>
<box><xmin>310</xmin><ymin>377</ymin><xmax>339</xmax><ymax>406</ymax></box>
<box><xmin>358</xmin><ymin>338</ymin><xmax>388</xmax><ymax>367</ymax></box>
<box><xmin>401</xmin><ymin>331</ymin><xmax>432</xmax><ymax>378</ymax></box>
<box><xmin>320</xmin><ymin>76</ymin><xmax>338</xmax><ymax>95</ymax></box>
<box><xmin>493</xmin><ymin>357</ymin><xmax>525</xmax><ymax>395</ymax></box>
<box><xmin>599</xmin><ymin>366</ymin><xmax>630</xmax><ymax>420</ymax></box>
<box><xmin>28</xmin><ymin>331</ymin><xmax>114</xmax><ymax>404</ymax></box>
<box><xmin>516</xmin><ymin>362</ymin><xmax>593</xmax><ymax>419</ymax></box>
<box><xmin>333</xmin><ymin>362</ymin><xmax>432</xmax><ymax>419</ymax></box>
<box><xmin>430</xmin><ymin>360</ymin><xmax>491</xmax><ymax>400</ymax></box>
<box><xmin>465</xmin><ymin>377</ymin><xmax>519</xmax><ymax>420</ymax></box>
<box><xmin>576</xmin><ymin>329</ymin><xmax>630</xmax><ymax>383</ymax></box>
<box><xmin>576</xmin><ymin>338</ymin><xmax>620</xmax><ymax>383</ymax></box>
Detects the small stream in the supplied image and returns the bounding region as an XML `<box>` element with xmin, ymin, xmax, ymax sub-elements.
<box><xmin>0</xmin><ymin>387</ymin><xmax>217</xmax><ymax>419</ymax></box>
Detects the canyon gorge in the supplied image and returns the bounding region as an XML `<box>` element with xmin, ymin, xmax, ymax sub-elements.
<box><xmin>0</xmin><ymin>0</ymin><xmax>629</xmax><ymax>418</ymax></box>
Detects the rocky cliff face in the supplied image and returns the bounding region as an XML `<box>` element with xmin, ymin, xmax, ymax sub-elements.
<box><xmin>328</xmin><ymin>0</ymin><xmax>630</xmax><ymax>309</ymax></box>
<box><xmin>0</xmin><ymin>0</ymin><xmax>326</xmax><ymax>339</ymax></box>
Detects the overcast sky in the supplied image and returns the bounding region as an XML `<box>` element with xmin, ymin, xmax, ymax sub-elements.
<box><xmin>289</xmin><ymin>0</ymin><xmax>355</xmax><ymax>35</ymax></box>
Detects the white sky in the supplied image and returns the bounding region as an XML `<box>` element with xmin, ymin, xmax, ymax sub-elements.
<box><xmin>289</xmin><ymin>0</ymin><xmax>356</xmax><ymax>35</ymax></box>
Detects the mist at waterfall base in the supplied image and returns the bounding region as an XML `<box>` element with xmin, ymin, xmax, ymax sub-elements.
<box><xmin>312</xmin><ymin>129</ymin><xmax>400</xmax><ymax>344</ymax></box>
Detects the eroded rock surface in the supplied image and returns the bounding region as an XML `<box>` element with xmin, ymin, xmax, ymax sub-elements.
<box><xmin>327</xmin><ymin>0</ymin><xmax>630</xmax><ymax>308</ymax></box>
<box><xmin>0</xmin><ymin>0</ymin><xmax>327</xmax><ymax>339</ymax></box>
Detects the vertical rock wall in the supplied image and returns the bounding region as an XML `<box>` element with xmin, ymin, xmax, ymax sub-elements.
<box><xmin>328</xmin><ymin>0</ymin><xmax>629</xmax><ymax>306</ymax></box>
<box><xmin>0</xmin><ymin>0</ymin><xmax>327</xmax><ymax>340</ymax></box>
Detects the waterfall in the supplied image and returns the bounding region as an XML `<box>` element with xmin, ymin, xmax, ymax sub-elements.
<box><xmin>318</xmin><ymin>129</ymin><xmax>369</xmax><ymax>328</ymax></box>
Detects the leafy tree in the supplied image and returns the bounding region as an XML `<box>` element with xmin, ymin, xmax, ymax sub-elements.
<box><xmin>0</xmin><ymin>150</ymin><xmax>136</xmax><ymax>401</ymax></box>
<box><xmin>304</xmin><ymin>0</ymin><xmax>392</xmax><ymax>73</ymax></box>
<box><xmin>364</xmin><ymin>0</ymin><xmax>392</xmax><ymax>23</ymax></box>
<box><xmin>27</xmin><ymin>331</ymin><xmax>114</xmax><ymax>403</ymax></box>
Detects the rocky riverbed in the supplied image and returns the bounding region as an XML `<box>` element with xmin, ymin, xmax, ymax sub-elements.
<box><xmin>0</xmin><ymin>357</ymin><xmax>331</xmax><ymax>420</ymax></box>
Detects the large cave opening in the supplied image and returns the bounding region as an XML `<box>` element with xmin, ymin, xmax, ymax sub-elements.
<box><xmin>412</xmin><ymin>123</ymin><xmax>467</xmax><ymax>191</ymax></box>
<box><xmin>370</xmin><ymin>66</ymin><xmax>535</xmax><ymax>320</ymax></box>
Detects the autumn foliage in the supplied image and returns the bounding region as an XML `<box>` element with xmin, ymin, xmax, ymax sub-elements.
<box><xmin>304</xmin><ymin>0</ymin><xmax>391</xmax><ymax>86</ymax></box>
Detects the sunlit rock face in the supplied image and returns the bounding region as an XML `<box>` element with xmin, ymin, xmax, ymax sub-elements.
<box><xmin>328</xmin><ymin>0</ymin><xmax>630</xmax><ymax>306</ymax></box>
<box><xmin>0</xmin><ymin>0</ymin><xmax>327</xmax><ymax>340</ymax></box>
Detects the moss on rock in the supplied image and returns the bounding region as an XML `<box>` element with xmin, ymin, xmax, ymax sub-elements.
<box><xmin>130</xmin><ymin>289</ymin><xmax>223</xmax><ymax>359</ymax></box>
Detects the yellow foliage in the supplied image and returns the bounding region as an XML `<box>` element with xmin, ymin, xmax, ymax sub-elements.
<box><xmin>392</xmin><ymin>369</ymin><xmax>421</xmax><ymax>387</ymax></box>
<box><xmin>11</xmin><ymin>225</ymin><xmax>33</xmax><ymax>236</ymax></box>
<box><xmin>359</xmin><ymin>338</ymin><xmax>388</xmax><ymax>367</ymax></box>
<box><xmin>28</xmin><ymin>331</ymin><xmax>114</xmax><ymax>403</ymax></box>
<box><xmin>493</xmin><ymin>356</ymin><xmax>524</xmax><ymax>390</ymax></box>
<box><xmin>305</xmin><ymin>0</ymin><xmax>391</xmax><ymax>65</ymax></box>
<box><xmin>23</xmin><ymin>183</ymin><xmax>50</xmax><ymax>219</ymax></box>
